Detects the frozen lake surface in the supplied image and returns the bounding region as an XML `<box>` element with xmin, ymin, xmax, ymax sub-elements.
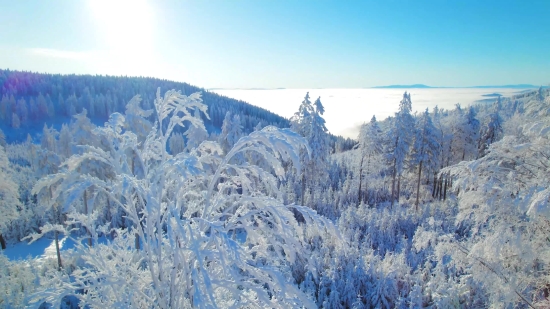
<box><xmin>211</xmin><ymin>88</ymin><xmax>528</xmax><ymax>138</ymax></box>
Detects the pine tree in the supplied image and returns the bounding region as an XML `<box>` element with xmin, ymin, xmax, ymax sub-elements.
<box><xmin>290</xmin><ymin>93</ymin><xmax>329</xmax><ymax>207</ymax></box>
<box><xmin>410</xmin><ymin>108</ymin><xmax>440</xmax><ymax>209</ymax></box>
<box><xmin>58</xmin><ymin>124</ymin><xmax>72</xmax><ymax>158</ymax></box>
<box><xmin>0</xmin><ymin>95</ymin><xmax>8</xmax><ymax>121</ymax></box>
<box><xmin>479</xmin><ymin>102</ymin><xmax>503</xmax><ymax>157</ymax></box>
<box><xmin>0</xmin><ymin>129</ymin><xmax>6</xmax><ymax>148</ymax></box>
<box><xmin>168</xmin><ymin>132</ymin><xmax>185</xmax><ymax>155</ymax></box>
<box><xmin>219</xmin><ymin>112</ymin><xmax>243</xmax><ymax>154</ymax></box>
<box><xmin>0</xmin><ymin>145</ymin><xmax>20</xmax><ymax>250</ymax></box>
<box><xmin>184</xmin><ymin>108</ymin><xmax>209</xmax><ymax>151</ymax></box>
<box><xmin>11</xmin><ymin>113</ymin><xmax>20</xmax><ymax>129</ymax></box>
<box><xmin>464</xmin><ymin>106</ymin><xmax>480</xmax><ymax>160</ymax></box>
<box><xmin>387</xmin><ymin>92</ymin><xmax>415</xmax><ymax>207</ymax></box>
<box><xmin>40</xmin><ymin>124</ymin><xmax>57</xmax><ymax>152</ymax></box>
<box><xmin>357</xmin><ymin>115</ymin><xmax>382</xmax><ymax>204</ymax></box>
<box><xmin>36</xmin><ymin>93</ymin><xmax>48</xmax><ymax>119</ymax></box>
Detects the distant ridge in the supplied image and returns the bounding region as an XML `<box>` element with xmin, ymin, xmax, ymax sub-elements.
<box><xmin>468</xmin><ymin>84</ymin><xmax>542</xmax><ymax>89</ymax></box>
<box><xmin>208</xmin><ymin>87</ymin><xmax>286</xmax><ymax>91</ymax></box>
<box><xmin>372</xmin><ymin>84</ymin><xmax>545</xmax><ymax>89</ymax></box>
<box><xmin>372</xmin><ymin>84</ymin><xmax>433</xmax><ymax>89</ymax></box>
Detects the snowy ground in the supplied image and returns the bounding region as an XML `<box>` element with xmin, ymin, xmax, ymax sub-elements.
<box><xmin>3</xmin><ymin>235</ymin><xmax>108</xmax><ymax>261</ymax></box>
<box><xmin>3</xmin><ymin>236</ymin><xmax>74</xmax><ymax>261</ymax></box>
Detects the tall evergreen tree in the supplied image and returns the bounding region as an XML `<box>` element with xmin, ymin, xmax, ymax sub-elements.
<box><xmin>357</xmin><ymin>115</ymin><xmax>382</xmax><ymax>204</ymax></box>
<box><xmin>464</xmin><ymin>106</ymin><xmax>480</xmax><ymax>160</ymax></box>
<box><xmin>479</xmin><ymin>102</ymin><xmax>503</xmax><ymax>157</ymax></box>
<box><xmin>290</xmin><ymin>93</ymin><xmax>329</xmax><ymax>207</ymax></box>
<box><xmin>387</xmin><ymin>92</ymin><xmax>415</xmax><ymax>207</ymax></box>
<box><xmin>184</xmin><ymin>108</ymin><xmax>209</xmax><ymax>151</ymax></box>
<box><xmin>410</xmin><ymin>108</ymin><xmax>440</xmax><ymax>209</ymax></box>
<box><xmin>0</xmin><ymin>145</ymin><xmax>20</xmax><ymax>250</ymax></box>
<box><xmin>219</xmin><ymin>112</ymin><xmax>243</xmax><ymax>154</ymax></box>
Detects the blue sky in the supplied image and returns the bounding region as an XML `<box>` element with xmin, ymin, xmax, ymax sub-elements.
<box><xmin>0</xmin><ymin>0</ymin><xmax>548</xmax><ymax>88</ymax></box>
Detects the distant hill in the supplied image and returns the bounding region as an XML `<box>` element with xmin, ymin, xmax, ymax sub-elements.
<box><xmin>468</xmin><ymin>84</ymin><xmax>544</xmax><ymax>89</ymax></box>
<box><xmin>372</xmin><ymin>84</ymin><xmax>433</xmax><ymax>89</ymax></box>
<box><xmin>373</xmin><ymin>84</ymin><xmax>545</xmax><ymax>89</ymax></box>
<box><xmin>208</xmin><ymin>87</ymin><xmax>287</xmax><ymax>90</ymax></box>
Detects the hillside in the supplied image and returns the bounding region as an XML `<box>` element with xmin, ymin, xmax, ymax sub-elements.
<box><xmin>0</xmin><ymin>69</ymin><xmax>289</xmax><ymax>142</ymax></box>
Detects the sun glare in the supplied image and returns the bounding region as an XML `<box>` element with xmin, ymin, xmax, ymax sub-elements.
<box><xmin>88</xmin><ymin>0</ymin><xmax>154</xmax><ymax>49</ymax></box>
<box><xmin>86</xmin><ymin>0</ymin><xmax>158</xmax><ymax>76</ymax></box>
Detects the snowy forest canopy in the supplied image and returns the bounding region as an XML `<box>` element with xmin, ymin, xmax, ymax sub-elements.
<box><xmin>1</xmin><ymin>71</ymin><xmax>550</xmax><ymax>308</ymax></box>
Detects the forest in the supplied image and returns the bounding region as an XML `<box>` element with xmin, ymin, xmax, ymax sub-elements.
<box><xmin>1</xmin><ymin>70</ymin><xmax>550</xmax><ymax>308</ymax></box>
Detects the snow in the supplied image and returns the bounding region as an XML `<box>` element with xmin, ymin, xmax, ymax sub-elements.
<box><xmin>4</xmin><ymin>235</ymin><xmax>109</xmax><ymax>261</ymax></box>
<box><xmin>4</xmin><ymin>236</ymin><xmax>72</xmax><ymax>261</ymax></box>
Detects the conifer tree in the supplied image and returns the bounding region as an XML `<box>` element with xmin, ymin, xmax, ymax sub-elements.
<box><xmin>410</xmin><ymin>108</ymin><xmax>440</xmax><ymax>209</ymax></box>
<box><xmin>290</xmin><ymin>93</ymin><xmax>329</xmax><ymax>207</ymax></box>
<box><xmin>357</xmin><ymin>115</ymin><xmax>382</xmax><ymax>204</ymax></box>
<box><xmin>0</xmin><ymin>145</ymin><xmax>19</xmax><ymax>250</ymax></box>
<box><xmin>479</xmin><ymin>102</ymin><xmax>503</xmax><ymax>157</ymax></box>
<box><xmin>387</xmin><ymin>92</ymin><xmax>415</xmax><ymax>207</ymax></box>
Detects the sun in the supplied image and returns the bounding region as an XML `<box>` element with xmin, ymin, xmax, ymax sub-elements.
<box><xmin>86</xmin><ymin>0</ymin><xmax>158</xmax><ymax>76</ymax></box>
<box><xmin>88</xmin><ymin>0</ymin><xmax>154</xmax><ymax>51</ymax></box>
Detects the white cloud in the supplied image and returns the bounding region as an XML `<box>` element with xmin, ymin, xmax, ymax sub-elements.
<box><xmin>26</xmin><ymin>48</ymin><xmax>94</xmax><ymax>60</ymax></box>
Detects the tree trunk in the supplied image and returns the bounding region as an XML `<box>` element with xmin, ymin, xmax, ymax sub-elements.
<box><xmin>51</xmin><ymin>187</ymin><xmax>63</xmax><ymax>270</ymax></box>
<box><xmin>0</xmin><ymin>233</ymin><xmax>6</xmax><ymax>250</ymax></box>
<box><xmin>84</xmin><ymin>190</ymin><xmax>92</xmax><ymax>247</ymax></box>
<box><xmin>131</xmin><ymin>153</ymin><xmax>140</xmax><ymax>250</ymax></box>
<box><xmin>415</xmin><ymin>160</ymin><xmax>423</xmax><ymax>210</ymax></box>
<box><xmin>443</xmin><ymin>174</ymin><xmax>448</xmax><ymax>200</ymax></box>
<box><xmin>390</xmin><ymin>158</ymin><xmax>397</xmax><ymax>208</ymax></box>
<box><xmin>54</xmin><ymin>230</ymin><xmax>62</xmax><ymax>270</ymax></box>
<box><xmin>432</xmin><ymin>173</ymin><xmax>437</xmax><ymax>198</ymax></box>
<box><xmin>365</xmin><ymin>154</ymin><xmax>372</xmax><ymax>206</ymax></box>
<box><xmin>135</xmin><ymin>232</ymin><xmax>140</xmax><ymax>250</ymax></box>
<box><xmin>357</xmin><ymin>156</ymin><xmax>364</xmax><ymax>205</ymax></box>
<box><xmin>447</xmin><ymin>144</ymin><xmax>452</xmax><ymax>167</ymax></box>
<box><xmin>300</xmin><ymin>170</ymin><xmax>306</xmax><ymax>206</ymax></box>
<box><xmin>436</xmin><ymin>175</ymin><xmax>441</xmax><ymax>200</ymax></box>
<box><xmin>398</xmin><ymin>176</ymin><xmax>402</xmax><ymax>202</ymax></box>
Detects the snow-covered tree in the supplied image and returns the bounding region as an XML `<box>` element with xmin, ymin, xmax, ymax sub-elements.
<box><xmin>478</xmin><ymin>102</ymin><xmax>503</xmax><ymax>157</ymax></box>
<box><xmin>357</xmin><ymin>115</ymin><xmax>383</xmax><ymax>204</ymax></box>
<box><xmin>442</xmin><ymin>118</ymin><xmax>550</xmax><ymax>307</ymax></box>
<box><xmin>463</xmin><ymin>106</ymin><xmax>480</xmax><ymax>160</ymax></box>
<box><xmin>71</xmin><ymin>109</ymin><xmax>97</xmax><ymax>147</ymax></box>
<box><xmin>168</xmin><ymin>132</ymin><xmax>185</xmax><ymax>155</ymax></box>
<box><xmin>16</xmin><ymin>98</ymin><xmax>28</xmax><ymax>125</ymax></box>
<box><xmin>0</xmin><ymin>128</ymin><xmax>6</xmax><ymax>148</ymax></box>
<box><xmin>30</xmin><ymin>88</ymin><xmax>332</xmax><ymax>308</ymax></box>
<box><xmin>184</xmin><ymin>108</ymin><xmax>209</xmax><ymax>151</ymax></box>
<box><xmin>11</xmin><ymin>113</ymin><xmax>20</xmax><ymax>129</ymax></box>
<box><xmin>219</xmin><ymin>111</ymin><xmax>243</xmax><ymax>153</ymax></box>
<box><xmin>124</xmin><ymin>94</ymin><xmax>153</xmax><ymax>142</ymax></box>
<box><xmin>0</xmin><ymin>145</ymin><xmax>20</xmax><ymax>249</ymax></box>
<box><xmin>387</xmin><ymin>92</ymin><xmax>415</xmax><ymax>207</ymax></box>
<box><xmin>57</xmin><ymin>124</ymin><xmax>73</xmax><ymax>158</ymax></box>
<box><xmin>290</xmin><ymin>93</ymin><xmax>330</xmax><ymax>207</ymax></box>
<box><xmin>410</xmin><ymin>108</ymin><xmax>440</xmax><ymax>209</ymax></box>
<box><xmin>40</xmin><ymin>124</ymin><xmax>57</xmax><ymax>153</ymax></box>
